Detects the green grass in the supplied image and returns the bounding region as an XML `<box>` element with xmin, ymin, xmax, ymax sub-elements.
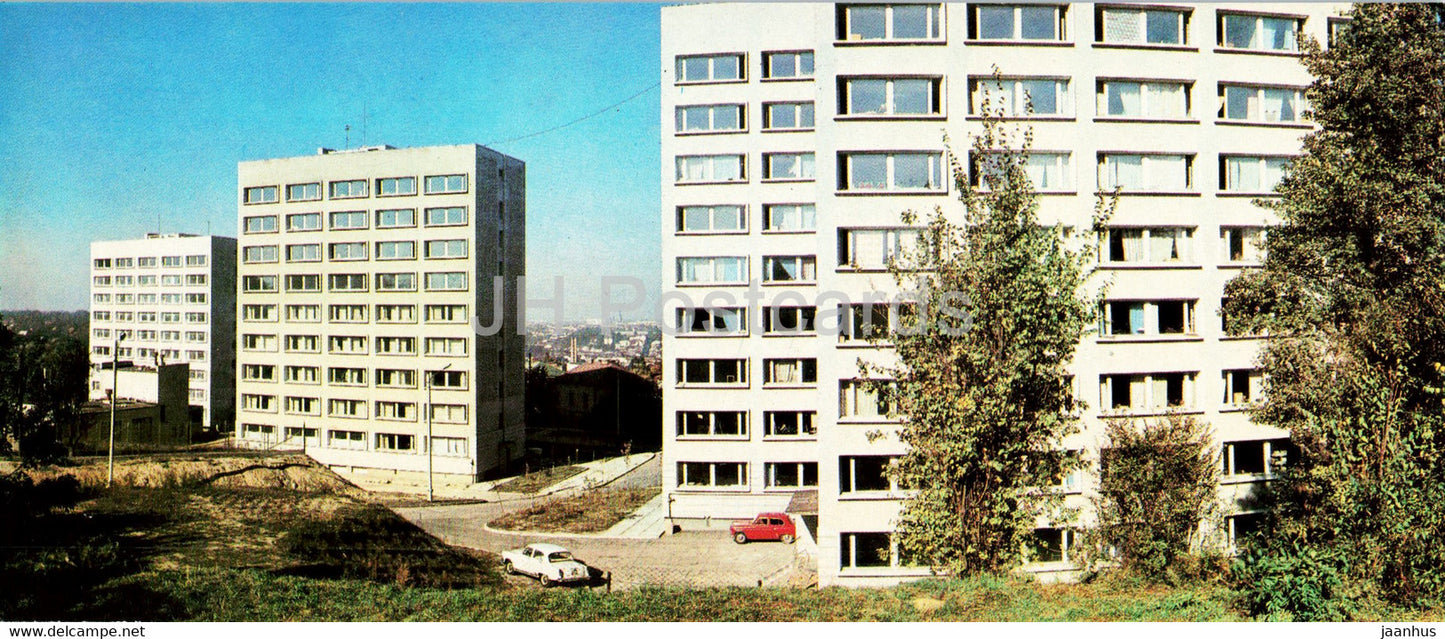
<box><xmin>490</xmin><ymin>465</ymin><xmax>587</xmax><ymax>494</ymax></box>
<box><xmin>490</xmin><ymin>487</ymin><xmax>659</xmax><ymax>534</ymax></box>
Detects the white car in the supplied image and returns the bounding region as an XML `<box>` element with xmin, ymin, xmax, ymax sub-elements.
<box><xmin>501</xmin><ymin>543</ymin><xmax>591</xmax><ymax>586</ymax></box>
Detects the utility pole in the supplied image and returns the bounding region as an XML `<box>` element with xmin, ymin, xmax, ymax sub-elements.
<box><xmin>107</xmin><ymin>333</ymin><xmax>126</xmax><ymax>488</ymax></box>
<box><xmin>426</xmin><ymin>362</ymin><xmax>453</xmax><ymax>502</ymax></box>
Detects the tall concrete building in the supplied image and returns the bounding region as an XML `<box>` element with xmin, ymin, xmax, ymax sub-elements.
<box><xmin>89</xmin><ymin>233</ymin><xmax>237</xmax><ymax>432</ymax></box>
<box><xmin>660</xmin><ymin>2</ymin><xmax>1348</xmax><ymax>586</ymax></box>
<box><xmin>233</xmin><ymin>144</ymin><xmax>526</xmax><ymax>482</ymax></box>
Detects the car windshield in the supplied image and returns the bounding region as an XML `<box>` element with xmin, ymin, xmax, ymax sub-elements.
<box><xmin>548</xmin><ymin>551</ymin><xmax>574</xmax><ymax>562</ymax></box>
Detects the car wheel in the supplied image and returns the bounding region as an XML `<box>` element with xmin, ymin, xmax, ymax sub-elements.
<box><xmin>503</xmin><ymin>560</ymin><xmax>516</xmax><ymax>575</ymax></box>
<box><xmin>781</xmin><ymin>534</ymin><xmax>795</xmax><ymax>544</ymax></box>
<box><xmin>734</xmin><ymin>532</ymin><xmax>748</xmax><ymax>544</ymax></box>
<box><xmin>539</xmin><ymin>573</ymin><xmax>553</xmax><ymax>587</ymax></box>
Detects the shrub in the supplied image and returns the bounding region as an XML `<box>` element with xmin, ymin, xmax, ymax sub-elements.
<box><xmin>1232</xmin><ymin>539</ymin><xmax>1351</xmax><ymax>621</ymax></box>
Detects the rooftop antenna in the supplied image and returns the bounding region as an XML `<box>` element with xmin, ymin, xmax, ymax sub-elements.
<box><xmin>344</xmin><ymin>124</ymin><xmax>351</xmax><ymax>148</ymax></box>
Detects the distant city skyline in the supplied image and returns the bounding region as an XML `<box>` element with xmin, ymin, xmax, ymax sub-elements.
<box><xmin>0</xmin><ymin>3</ymin><xmax>662</xmax><ymax>320</ymax></box>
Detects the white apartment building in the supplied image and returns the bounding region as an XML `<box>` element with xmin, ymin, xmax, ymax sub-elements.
<box><xmin>234</xmin><ymin>144</ymin><xmax>526</xmax><ymax>481</ymax></box>
<box><xmin>89</xmin><ymin>233</ymin><xmax>237</xmax><ymax>432</ymax></box>
<box><xmin>660</xmin><ymin>2</ymin><xmax>1349</xmax><ymax>587</ymax></box>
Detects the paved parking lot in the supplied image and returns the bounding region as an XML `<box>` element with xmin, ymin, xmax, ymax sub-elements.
<box><xmin>395</xmin><ymin>499</ymin><xmax>799</xmax><ymax>590</ymax></box>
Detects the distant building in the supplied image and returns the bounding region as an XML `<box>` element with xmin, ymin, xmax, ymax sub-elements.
<box><xmin>529</xmin><ymin>361</ymin><xmax>661</xmax><ymax>460</ymax></box>
<box><xmin>72</xmin><ymin>362</ymin><xmax>191</xmax><ymax>451</ymax></box>
<box><xmin>234</xmin><ymin>144</ymin><xmax>526</xmax><ymax>481</ymax></box>
<box><xmin>89</xmin><ymin>233</ymin><xmax>238</xmax><ymax>432</ymax></box>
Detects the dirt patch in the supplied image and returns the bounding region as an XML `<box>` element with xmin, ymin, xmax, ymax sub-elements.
<box><xmin>27</xmin><ymin>454</ymin><xmax>362</xmax><ymax>495</ymax></box>
<box><xmin>490</xmin><ymin>465</ymin><xmax>586</xmax><ymax>494</ymax></box>
<box><xmin>491</xmin><ymin>486</ymin><xmax>659</xmax><ymax>534</ymax></box>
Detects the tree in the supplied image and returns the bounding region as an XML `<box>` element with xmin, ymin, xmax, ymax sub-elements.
<box><xmin>874</xmin><ymin>107</ymin><xmax>1113</xmax><ymax>576</ymax></box>
<box><xmin>1089</xmin><ymin>414</ymin><xmax>1219</xmax><ymax>580</ymax></box>
<box><xmin>1224</xmin><ymin>3</ymin><xmax>1445</xmax><ymax>608</ymax></box>
<box><xmin>0</xmin><ymin>313</ymin><xmax>87</xmax><ymax>464</ymax></box>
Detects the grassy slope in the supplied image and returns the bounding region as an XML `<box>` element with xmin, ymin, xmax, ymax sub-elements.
<box><xmin>490</xmin><ymin>487</ymin><xmax>659</xmax><ymax>534</ymax></box>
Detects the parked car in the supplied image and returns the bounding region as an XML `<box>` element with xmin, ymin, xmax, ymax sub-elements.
<box><xmin>730</xmin><ymin>512</ymin><xmax>796</xmax><ymax>544</ymax></box>
<box><xmin>500</xmin><ymin>543</ymin><xmax>591</xmax><ymax>586</ymax></box>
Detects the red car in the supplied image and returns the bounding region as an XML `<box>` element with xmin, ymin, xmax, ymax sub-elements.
<box><xmin>730</xmin><ymin>512</ymin><xmax>797</xmax><ymax>544</ymax></box>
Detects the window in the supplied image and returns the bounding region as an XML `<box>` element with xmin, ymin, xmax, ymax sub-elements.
<box><xmin>763</xmin><ymin>50</ymin><xmax>813</xmax><ymax>80</ymax></box>
<box><xmin>185</xmin><ymin>312</ymin><xmax>206</xmax><ymax>323</ymax></box>
<box><xmin>286</xmin><ymin>182</ymin><xmax>320</xmax><ymax>202</ymax></box>
<box><xmin>93</xmin><ymin>276</ymin><xmax>111</xmax><ymax>287</ymax></box>
<box><xmin>184</xmin><ymin>274</ymin><xmax>206</xmax><ymax>286</ymax></box>
<box><xmin>287</xmin><ymin>213</ymin><xmax>321</xmax><ymax>232</ymax></box>
<box><xmin>328</xmin><ymin>304</ymin><xmax>368</xmax><ymax>323</ymax></box>
<box><xmin>376</xmin><ymin>369</ymin><xmax>417</xmax><ymax>388</ymax></box>
<box><xmin>677</xmin><ymin>205</ymin><xmax>745</xmax><ymax>234</ymax></box>
<box><xmin>242</xmin><ymin>334</ymin><xmax>278</xmax><ymax>352</ymax></box>
<box><xmin>242</xmin><ymin>275</ymin><xmax>277</xmax><ymax>293</ymax></box>
<box><xmin>1097</xmin><ymin>153</ymin><xmax>1192</xmax><ymax>191</ymax></box>
<box><xmin>375</xmin><ymin>273</ymin><xmax>417</xmax><ymax>292</ymax></box>
<box><xmin>115</xmin><ymin>258</ymin><xmax>134</xmax><ymax>268</ymax></box>
<box><xmin>1030</xmin><ymin>528</ymin><xmax>1078</xmax><ymax>563</ymax></box>
<box><xmin>839</xmin><ymin>152</ymin><xmax>943</xmax><ymax>192</ymax></box>
<box><xmin>762</xmin><ymin>306</ymin><xmax>816</xmax><ymax>335</ymax></box>
<box><xmin>969</xmin><ymin>77</ymin><xmax>1069</xmax><ymax>117</ymax></box>
<box><xmin>968</xmin><ymin>4</ymin><xmax>1066</xmax><ymax>41</ymax></box>
<box><xmin>839</xmin><ymin>455</ymin><xmax>895</xmax><ymax>493</ymax></box>
<box><xmin>329</xmin><ymin>211</ymin><xmax>367</xmax><ymax>230</ymax></box>
<box><xmin>241</xmin><ymin>394</ymin><xmax>275</xmax><ymax>412</ymax></box>
<box><xmin>1219</xmin><ymin>84</ymin><xmax>1305</xmax><ymax>123</ymax></box>
<box><xmin>676</xmin><ymin>359</ymin><xmax>747</xmax><ymax>386</ymax></box>
<box><xmin>1222</xmin><ymin>227</ymin><xmax>1265</xmax><ymax>263</ymax></box>
<box><xmin>244</xmin><ymin>186</ymin><xmax>278</xmax><ymax>204</ymax></box>
<box><xmin>1100</xmin><ymin>300</ymin><xmax>1196</xmax><ymax>336</ymax></box>
<box><xmin>1102</xmin><ymin>227</ymin><xmax>1193</xmax><ymax>264</ymax></box>
<box><xmin>377</xmin><ymin>176</ymin><xmax>416</xmax><ymax>196</ymax></box>
<box><xmin>425</xmin><ymin>207</ymin><xmax>467</xmax><ymax>226</ymax></box>
<box><xmin>971</xmin><ymin>151</ymin><xmax>1073</xmax><ymax>191</ymax></box>
<box><xmin>287</xmin><ymin>244</ymin><xmax>321</xmax><ymax>263</ymax></box>
<box><xmin>424</xmin><ymin>174</ymin><xmax>467</xmax><ymax>194</ymax></box>
<box><xmin>675</xmin><ymin>104</ymin><xmax>745</xmax><ymax>133</ymax></box>
<box><xmin>763</xmin><ymin>358</ymin><xmax>817</xmax><ymax>386</ymax></box>
<box><xmin>676</xmin><ymin>257</ymin><xmax>747</xmax><ymax>285</ymax></box>
<box><xmin>242</xmin><ymin>304</ymin><xmax>276</xmax><ymax>321</ymax></box>
<box><xmin>376</xmin><ymin>241</ymin><xmax>416</xmax><ymax>260</ymax></box>
<box><xmin>425</xmin><ymin>240</ymin><xmax>468</xmax><ymax>259</ymax></box>
<box><xmin>376</xmin><ymin>402</ymin><xmax>417</xmax><ymax>422</ymax></box>
<box><xmin>284</xmin><ymin>366</ymin><xmax>319</xmax><ymax>384</ymax></box>
<box><xmin>840</xmin><ymin>532</ymin><xmax>898</xmax><ymax>568</ymax></box>
<box><xmin>1097</xmin><ymin>81</ymin><xmax>1189</xmax><ymax>119</ymax></box>
<box><xmin>675</xmin><ymin>155</ymin><xmax>746</xmax><ymax>183</ymax></box>
<box><xmin>838</xmin><ymin>4</ymin><xmax>943</xmax><ymax>41</ymax></box>
<box><xmin>675</xmin><ymin>53</ymin><xmax>744</xmax><ymax>83</ymax></box>
<box><xmin>838</xmin><ymin>228</ymin><xmax>923</xmax><ymax>270</ymax></box>
<box><xmin>1100</xmin><ymin>372</ymin><xmax>1195</xmax><ymax>412</ymax></box>
<box><xmin>763</xmin><ymin>411</ymin><xmax>817</xmax><ymax>438</ymax></box>
<box><xmin>762</xmin><ymin>255</ymin><xmax>816</xmax><ymax>283</ymax></box>
<box><xmin>242</xmin><ymin>246</ymin><xmax>278</xmax><ymax>264</ymax></box>
<box><xmin>840</xmin><ymin>380</ymin><xmax>895</xmax><ymax>419</ymax></box>
<box><xmin>1327</xmin><ymin>17</ymin><xmax>1351</xmax><ymax>48</ymax></box>
<box><xmin>375</xmin><ymin>336</ymin><xmax>417</xmax><ymax>355</ymax></box>
<box><xmin>185</xmin><ymin>255</ymin><xmax>206</xmax><ymax>267</ymax></box>
<box><xmin>432</xmin><ymin>437</ymin><xmax>468</xmax><ymax>457</ymax></box>
<box><xmin>326</xmin><ymin>242</ymin><xmax>366</xmax><ymax>261</ymax></box>
<box><xmin>425</xmin><ymin>272</ymin><xmax>467</xmax><ymax>291</ymax></box>
<box><xmin>425</xmin><ymin>338</ymin><xmax>468</xmax><ymax>357</ymax></box>
<box><xmin>676</xmin><ymin>306</ymin><xmax>747</xmax><ymax>336</ymax></box>
<box><xmin>285</xmin><ymin>334</ymin><xmax>319</xmax><ymax>353</ymax></box>
<box><xmin>765</xmin><ymin>462</ymin><xmax>818</xmax><ymax>489</ymax></box>
<box><xmin>430</xmin><ymin>404</ymin><xmax>467</xmax><ymax>424</ymax></box>
<box><xmin>329</xmin><ymin>179</ymin><xmax>368</xmax><ymax>199</ymax></box>
<box><xmin>93</xmin><ymin>311</ymin><xmax>111</xmax><ymax>321</ymax></box>
<box><xmin>840</xmin><ymin>77</ymin><xmax>943</xmax><ymax>116</ymax></box>
<box><xmin>328</xmin><ymin>430</ymin><xmax>366</xmax><ymax>450</ymax></box>
<box><xmin>1221</xmin><ymin>156</ymin><xmax>1290</xmax><ymax>193</ymax></box>
<box><xmin>375</xmin><ymin>305</ymin><xmax>416</xmax><ymax>324</ymax></box>
<box><xmin>285</xmin><ymin>304</ymin><xmax>320</xmax><ymax>322</ymax></box>
<box><xmin>328</xmin><ymin>274</ymin><xmax>368</xmax><ymax>292</ymax></box>
<box><xmin>763</xmin><ymin>102</ymin><xmax>815</xmax><ymax>130</ymax></box>
<box><xmin>763</xmin><ymin>153</ymin><xmax>815</xmax><ymax>181</ymax></box>
<box><xmin>328</xmin><ymin>399</ymin><xmax>366</xmax><ymax>419</ymax></box>
<box><xmin>328</xmin><ymin>366</ymin><xmax>367</xmax><ymax>385</ymax></box>
<box><xmin>675</xmin><ymin>462</ymin><xmax>748</xmax><ymax>488</ymax></box>
<box><xmin>425</xmin><ymin>304</ymin><xmax>468</xmax><ymax>323</ymax></box>
<box><xmin>1222</xmin><ymin>438</ymin><xmax>1292</xmax><ymax>476</ymax></box>
<box><xmin>376</xmin><ymin>208</ymin><xmax>416</xmax><ymax>228</ymax></box>
<box><xmin>1218</xmin><ymin>13</ymin><xmax>1301</xmax><ymax>53</ymax></box>
<box><xmin>839</xmin><ymin>303</ymin><xmax>912</xmax><ymax>342</ymax></box>
<box><xmin>137</xmin><ymin>257</ymin><xmax>157</xmax><ymax>268</ymax></box>
<box><xmin>93</xmin><ymin>258</ymin><xmax>112</xmax><ymax>269</ymax></box>
<box><xmin>1223</xmin><ymin>369</ymin><xmax>1266</xmax><ymax>407</ymax></box>
<box><xmin>763</xmin><ymin>204</ymin><xmax>816</xmax><ymax>233</ymax></box>
<box><xmin>286</xmin><ymin>274</ymin><xmax>321</xmax><ymax>292</ymax></box>
<box><xmin>1096</xmin><ymin>6</ymin><xmax>1187</xmax><ymax>46</ymax></box>
<box><xmin>243</xmin><ymin>216</ymin><xmax>277</xmax><ymax>234</ymax></box>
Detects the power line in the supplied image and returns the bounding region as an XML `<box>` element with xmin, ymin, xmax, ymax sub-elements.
<box><xmin>485</xmin><ymin>81</ymin><xmax>660</xmax><ymax>147</ymax></box>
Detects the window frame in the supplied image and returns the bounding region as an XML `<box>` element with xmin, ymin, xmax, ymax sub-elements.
<box><xmin>674</xmin><ymin>53</ymin><xmax>747</xmax><ymax>84</ymax></box>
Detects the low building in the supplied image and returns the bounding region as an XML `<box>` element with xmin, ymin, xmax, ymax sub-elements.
<box><xmin>528</xmin><ymin>361</ymin><xmax>661</xmax><ymax>461</ymax></box>
<box><xmin>72</xmin><ymin>362</ymin><xmax>192</xmax><ymax>452</ymax></box>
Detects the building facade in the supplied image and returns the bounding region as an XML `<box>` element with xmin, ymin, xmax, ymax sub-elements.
<box><xmin>660</xmin><ymin>2</ymin><xmax>1348</xmax><ymax>586</ymax></box>
<box><xmin>234</xmin><ymin>144</ymin><xmax>525</xmax><ymax>481</ymax></box>
<box><xmin>89</xmin><ymin>233</ymin><xmax>237</xmax><ymax>432</ymax></box>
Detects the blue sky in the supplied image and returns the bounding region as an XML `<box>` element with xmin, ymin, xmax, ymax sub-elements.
<box><xmin>0</xmin><ymin>3</ymin><xmax>662</xmax><ymax>321</ymax></box>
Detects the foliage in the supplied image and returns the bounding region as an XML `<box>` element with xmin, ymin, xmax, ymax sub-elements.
<box><xmin>1222</xmin><ymin>3</ymin><xmax>1445</xmax><ymax>609</ymax></box>
<box><xmin>1086</xmin><ymin>414</ymin><xmax>1220</xmax><ymax>580</ymax></box>
<box><xmin>1232</xmin><ymin>539</ymin><xmax>1352</xmax><ymax>621</ymax></box>
<box><xmin>874</xmin><ymin>94</ymin><xmax>1113</xmax><ymax>576</ymax></box>
<box><xmin>490</xmin><ymin>486</ymin><xmax>659</xmax><ymax>533</ymax></box>
<box><xmin>0</xmin><ymin>312</ymin><xmax>90</xmax><ymax>464</ymax></box>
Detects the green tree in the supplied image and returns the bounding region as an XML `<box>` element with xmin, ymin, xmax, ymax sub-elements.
<box><xmin>1224</xmin><ymin>3</ymin><xmax>1445</xmax><ymax>608</ymax></box>
<box><xmin>0</xmin><ymin>313</ymin><xmax>87</xmax><ymax>464</ymax></box>
<box><xmin>873</xmin><ymin>112</ymin><xmax>1113</xmax><ymax>576</ymax></box>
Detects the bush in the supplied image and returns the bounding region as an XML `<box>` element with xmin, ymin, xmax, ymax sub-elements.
<box><xmin>1232</xmin><ymin>539</ymin><xmax>1351</xmax><ymax>621</ymax></box>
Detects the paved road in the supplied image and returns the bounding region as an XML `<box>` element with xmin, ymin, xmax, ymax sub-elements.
<box><xmin>393</xmin><ymin>459</ymin><xmax>796</xmax><ymax>590</ymax></box>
